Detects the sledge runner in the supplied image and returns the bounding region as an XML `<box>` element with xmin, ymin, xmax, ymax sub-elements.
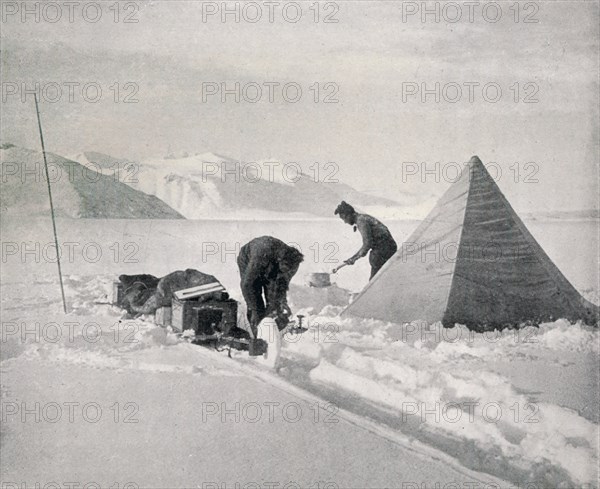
<box><xmin>334</xmin><ymin>201</ymin><xmax>398</xmax><ymax>280</ymax></box>
<box><xmin>237</xmin><ymin>236</ymin><xmax>304</xmax><ymax>335</ymax></box>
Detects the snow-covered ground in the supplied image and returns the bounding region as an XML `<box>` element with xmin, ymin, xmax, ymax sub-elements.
<box><xmin>1</xmin><ymin>217</ymin><xmax>598</xmax><ymax>488</ymax></box>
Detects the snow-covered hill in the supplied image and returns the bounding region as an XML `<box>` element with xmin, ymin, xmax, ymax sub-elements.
<box><xmin>76</xmin><ymin>151</ymin><xmax>413</xmax><ymax>219</ymax></box>
<box><xmin>0</xmin><ymin>147</ymin><xmax>183</xmax><ymax>219</ymax></box>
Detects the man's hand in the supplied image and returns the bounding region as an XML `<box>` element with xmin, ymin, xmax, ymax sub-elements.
<box><xmin>279</xmin><ymin>302</ymin><xmax>292</xmax><ymax>318</ymax></box>
<box><xmin>345</xmin><ymin>257</ymin><xmax>357</xmax><ymax>266</ymax></box>
<box><xmin>270</xmin><ymin>301</ymin><xmax>292</xmax><ymax>331</ymax></box>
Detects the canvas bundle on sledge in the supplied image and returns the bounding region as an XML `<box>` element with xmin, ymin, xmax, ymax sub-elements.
<box><xmin>113</xmin><ymin>269</ymin><xmax>222</xmax><ymax>315</ymax></box>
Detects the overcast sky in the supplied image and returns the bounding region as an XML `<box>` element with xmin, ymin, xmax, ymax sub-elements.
<box><xmin>2</xmin><ymin>1</ymin><xmax>598</xmax><ymax>212</ymax></box>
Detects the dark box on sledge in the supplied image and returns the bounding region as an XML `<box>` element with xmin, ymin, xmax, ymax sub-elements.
<box><xmin>171</xmin><ymin>296</ymin><xmax>238</xmax><ymax>336</ymax></box>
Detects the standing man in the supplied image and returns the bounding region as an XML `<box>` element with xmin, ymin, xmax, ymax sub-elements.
<box><xmin>334</xmin><ymin>201</ymin><xmax>398</xmax><ymax>280</ymax></box>
<box><xmin>237</xmin><ymin>236</ymin><xmax>304</xmax><ymax>334</ymax></box>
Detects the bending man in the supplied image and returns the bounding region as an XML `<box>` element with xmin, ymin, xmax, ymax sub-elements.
<box><xmin>335</xmin><ymin>201</ymin><xmax>398</xmax><ymax>280</ymax></box>
<box><xmin>238</xmin><ymin>236</ymin><xmax>304</xmax><ymax>334</ymax></box>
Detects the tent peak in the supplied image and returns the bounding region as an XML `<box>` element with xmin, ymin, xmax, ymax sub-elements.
<box><xmin>468</xmin><ymin>155</ymin><xmax>483</xmax><ymax>166</ymax></box>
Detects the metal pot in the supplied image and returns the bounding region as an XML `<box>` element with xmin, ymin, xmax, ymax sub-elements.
<box><xmin>305</xmin><ymin>272</ymin><xmax>332</xmax><ymax>288</ymax></box>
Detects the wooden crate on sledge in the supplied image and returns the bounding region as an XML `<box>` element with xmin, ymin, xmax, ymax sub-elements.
<box><xmin>171</xmin><ymin>296</ymin><xmax>237</xmax><ymax>336</ymax></box>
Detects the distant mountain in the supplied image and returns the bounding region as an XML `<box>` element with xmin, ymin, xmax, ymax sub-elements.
<box><xmin>0</xmin><ymin>147</ymin><xmax>184</xmax><ymax>219</ymax></box>
<box><xmin>523</xmin><ymin>209</ymin><xmax>600</xmax><ymax>221</ymax></box>
<box><xmin>72</xmin><ymin>151</ymin><xmax>136</xmax><ymax>170</ymax></box>
<box><xmin>75</xmin><ymin>151</ymin><xmax>410</xmax><ymax>219</ymax></box>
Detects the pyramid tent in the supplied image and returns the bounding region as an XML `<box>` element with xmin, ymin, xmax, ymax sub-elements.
<box><xmin>342</xmin><ymin>156</ymin><xmax>599</xmax><ymax>329</ymax></box>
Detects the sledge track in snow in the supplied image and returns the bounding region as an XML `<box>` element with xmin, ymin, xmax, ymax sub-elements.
<box><xmin>199</xmin><ymin>345</ymin><xmax>511</xmax><ymax>488</ymax></box>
